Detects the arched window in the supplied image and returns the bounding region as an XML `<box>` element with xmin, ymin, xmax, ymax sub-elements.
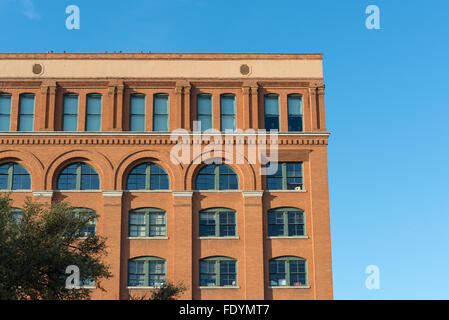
<box><xmin>0</xmin><ymin>162</ymin><xmax>31</xmax><ymax>190</ymax></box>
<box><xmin>195</xmin><ymin>164</ymin><xmax>238</xmax><ymax>190</ymax></box>
<box><xmin>129</xmin><ymin>208</ymin><xmax>166</xmax><ymax>237</ymax></box>
<box><xmin>72</xmin><ymin>208</ymin><xmax>96</xmax><ymax>237</ymax></box>
<box><xmin>200</xmin><ymin>257</ymin><xmax>237</xmax><ymax>287</ymax></box>
<box><xmin>269</xmin><ymin>256</ymin><xmax>307</xmax><ymax>287</ymax></box>
<box><xmin>126</xmin><ymin>162</ymin><xmax>169</xmax><ymax>190</ymax></box>
<box><xmin>268</xmin><ymin>208</ymin><xmax>305</xmax><ymax>237</ymax></box>
<box><xmin>199</xmin><ymin>208</ymin><xmax>236</xmax><ymax>237</ymax></box>
<box><xmin>128</xmin><ymin>257</ymin><xmax>166</xmax><ymax>287</ymax></box>
<box><xmin>57</xmin><ymin>162</ymin><xmax>100</xmax><ymax>190</ymax></box>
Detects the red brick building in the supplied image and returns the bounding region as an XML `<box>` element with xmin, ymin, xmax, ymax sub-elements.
<box><xmin>0</xmin><ymin>53</ymin><xmax>332</xmax><ymax>299</ymax></box>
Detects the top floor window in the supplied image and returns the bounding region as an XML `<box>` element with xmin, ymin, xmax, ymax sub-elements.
<box><xmin>197</xmin><ymin>94</ymin><xmax>212</xmax><ymax>131</ymax></box>
<box><xmin>264</xmin><ymin>94</ymin><xmax>279</xmax><ymax>131</ymax></box>
<box><xmin>57</xmin><ymin>162</ymin><xmax>100</xmax><ymax>191</ymax></box>
<box><xmin>130</xmin><ymin>94</ymin><xmax>146</xmax><ymax>131</ymax></box>
<box><xmin>287</xmin><ymin>94</ymin><xmax>303</xmax><ymax>132</ymax></box>
<box><xmin>0</xmin><ymin>93</ymin><xmax>11</xmax><ymax>131</ymax></box>
<box><xmin>62</xmin><ymin>93</ymin><xmax>79</xmax><ymax>131</ymax></box>
<box><xmin>153</xmin><ymin>94</ymin><xmax>169</xmax><ymax>132</ymax></box>
<box><xmin>220</xmin><ymin>94</ymin><xmax>236</xmax><ymax>131</ymax></box>
<box><xmin>18</xmin><ymin>93</ymin><xmax>35</xmax><ymax>131</ymax></box>
<box><xmin>86</xmin><ymin>94</ymin><xmax>102</xmax><ymax>131</ymax></box>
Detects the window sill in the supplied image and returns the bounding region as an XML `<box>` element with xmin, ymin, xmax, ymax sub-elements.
<box><xmin>0</xmin><ymin>190</ymin><xmax>32</xmax><ymax>192</ymax></box>
<box><xmin>198</xmin><ymin>236</ymin><xmax>239</xmax><ymax>240</ymax></box>
<box><xmin>268</xmin><ymin>285</ymin><xmax>310</xmax><ymax>289</ymax></box>
<box><xmin>199</xmin><ymin>286</ymin><xmax>240</xmax><ymax>289</ymax></box>
<box><xmin>267</xmin><ymin>236</ymin><xmax>308</xmax><ymax>239</ymax></box>
<box><xmin>54</xmin><ymin>190</ymin><xmax>101</xmax><ymax>193</ymax></box>
<box><xmin>266</xmin><ymin>190</ymin><xmax>307</xmax><ymax>193</ymax></box>
<box><xmin>80</xmin><ymin>286</ymin><xmax>96</xmax><ymax>290</ymax></box>
<box><xmin>194</xmin><ymin>190</ymin><xmax>241</xmax><ymax>193</ymax></box>
<box><xmin>127</xmin><ymin>237</ymin><xmax>168</xmax><ymax>240</ymax></box>
<box><xmin>124</xmin><ymin>190</ymin><xmax>172</xmax><ymax>193</ymax></box>
<box><xmin>126</xmin><ymin>286</ymin><xmax>160</xmax><ymax>290</ymax></box>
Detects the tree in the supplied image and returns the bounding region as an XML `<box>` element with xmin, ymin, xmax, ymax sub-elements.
<box><xmin>129</xmin><ymin>281</ymin><xmax>187</xmax><ymax>300</ymax></box>
<box><xmin>0</xmin><ymin>194</ymin><xmax>111</xmax><ymax>300</ymax></box>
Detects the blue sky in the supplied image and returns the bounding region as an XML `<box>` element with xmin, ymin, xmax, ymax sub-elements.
<box><xmin>0</xmin><ymin>0</ymin><xmax>448</xmax><ymax>299</ymax></box>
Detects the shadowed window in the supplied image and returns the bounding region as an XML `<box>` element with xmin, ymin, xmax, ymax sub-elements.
<box><xmin>200</xmin><ymin>257</ymin><xmax>237</xmax><ymax>287</ymax></box>
<box><xmin>128</xmin><ymin>257</ymin><xmax>166</xmax><ymax>287</ymax></box>
<box><xmin>269</xmin><ymin>257</ymin><xmax>307</xmax><ymax>287</ymax></box>
<box><xmin>196</xmin><ymin>164</ymin><xmax>238</xmax><ymax>190</ymax></box>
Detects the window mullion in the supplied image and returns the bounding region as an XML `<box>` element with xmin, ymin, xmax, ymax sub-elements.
<box><xmin>285</xmin><ymin>260</ymin><xmax>290</xmax><ymax>286</ymax></box>
<box><xmin>145</xmin><ymin>260</ymin><xmax>149</xmax><ymax>287</ymax></box>
<box><xmin>214</xmin><ymin>165</ymin><xmax>220</xmax><ymax>190</ymax></box>
<box><xmin>7</xmin><ymin>163</ymin><xmax>13</xmax><ymax>190</ymax></box>
<box><xmin>215</xmin><ymin>260</ymin><xmax>220</xmax><ymax>286</ymax></box>
<box><xmin>283</xmin><ymin>211</ymin><xmax>288</xmax><ymax>237</ymax></box>
<box><xmin>145</xmin><ymin>211</ymin><xmax>150</xmax><ymax>237</ymax></box>
<box><xmin>76</xmin><ymin>164</ymin><xmax>82</xmax><ymax>190</ymax></box>
<box><xmin>282</xmin><ymin>163</ymin><xmax>287</xmax><ymax>190</ymax></box>
<box><xmin>146</xmin><ymin>164</ymin><xmax>151</xmax><ymax>190</ymax></box>
<box><xmin>215</xmin><ymin>211</ymin><xmax>220</xmax><ymax>237</ymax></box>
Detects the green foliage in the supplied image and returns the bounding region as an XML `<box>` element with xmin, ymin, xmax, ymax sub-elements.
<box><xmin>128</xmin><ymin>281</ymin><xmax>187</xmax><ymax>300</ymax></box>
<box><xmin>0</xmin><ymin>194</ymin><xmax>111</xmax><ymax>300</ymax></box>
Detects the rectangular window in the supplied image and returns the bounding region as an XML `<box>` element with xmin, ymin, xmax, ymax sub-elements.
<box><xmin>197</xmin><ymin>94</ymin><xmax>212</xmax><ymax>131</ymax></box>
<box><xmin>130</xmin><ymin>94</ymin><xmax>146</xmax><ymax>131</ymax></box>
<box><xmin>153</xmin><ymin>94</ymin><xmax>169</xmax><ymax>131</ymax></box>
<box><xmin>267</xmin><ymin>162</ymin><xmax>303</xmax><ymax>190</ymax></box>
<box><xmin>264</xmin><ymin>94</ymin><xmax>279</xmax><ymax>131</ymax></box>
<box><xmin>199</xmin><ymin>210</ymin><xmax>236</xmax><ymax>237</ymax></box>
<box><xmin>0</xmin><ymin>94</ymin><xmax>11</xmax><ymax>131</ymax></box>
<box><xmin>287</xmin><ymin>94</ymin><xmax>303</xmax><ymax>132</ymax></box>
<box><xmin>129</xmin><ymin>212</ymin><xmax>146</xmax><ymax>237</ymax></box>
<box><xmin>18</xmin><ymin>94</ymin><xmax>35</xmax><ymax>131</ymax></box>
<box><xmin>220</xmin><ymin>94</ymin><xmax>235</xmax><ymax>131</ymax></box>
<box><xmin>148</xmin><ymin>212</ymin><xmax>166</xmax><ymax>237</ymax></box>
<box><xmin>62</xmin><ymin>94</ymin><xmax>79</xmax><ymax>131</ymax></box>
<box><xmin>86</xmin><ymin>94</ymin><xmax>102</xmax><ymax>131</ymax></box>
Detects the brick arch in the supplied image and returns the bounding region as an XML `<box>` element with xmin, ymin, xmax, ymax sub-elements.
<box><xmin>45</xmin><ymin>149</ymin><xmax>114</xmax><ymax>190</ymax></box>
<box><xmin>184</xmin><ymin>150</ymin><xmax>257</xmax><ymax>190</ymax></box>
<box><xmin>0</xmin><ymin>149</ymin><xmax>44</xmax><ymax>190</ymax></box>
<box><xmin>115</xmin><ymin>150</ymin><xmax>183</xmax><ymax>190</ymax></box>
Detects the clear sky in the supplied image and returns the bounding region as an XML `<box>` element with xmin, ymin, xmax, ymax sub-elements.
<box><xmin>0</xmin><ymin>0</ymin><xmax>448</xmax><ymax>299</ymax></box>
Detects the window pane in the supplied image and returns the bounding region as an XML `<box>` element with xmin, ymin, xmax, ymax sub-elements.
<box><xmin>220</xmin><ymin>95</ymin><xmax>235</xmax><ymax>131</ymax></box>
<box><xmin>197</xmin><ymin>94</ymin><xmax>212</xmax><ymax>131</ymax></box>
<box><xmin>18</xmin><ymin>94</ymin><xmax>35</xmax><ymax>131</ymax></box>
<box><xmin>127</xmin><ymin>163</ymin><xmax>147</xmax><ymax>190</ymax></box>
<box><xmin>86</xmin><ymin>94</ymin><xmax>102</xmax><ymax>131</ymax></box>
<box><xmin>219</xmin><ymin>165</ymin><xmax>238</xmax><ymax>190</ymax></box>
<box><xmin>287</xmin><ymin>95</ymin><xmax>302</xmax><ymax>115</ymax></box>
<box><xmin>288</xmin><ymin>116</ymin><xmax>303</xmax><ymax>132</ymax></box>
<box><xmin>220</xmin><ymin>260</ymin><xmax>237</xmax><ymax>286</ymax></box>
<box><xmin>153</xmin><ymin>94</ymin><xmax>168</xmax><ymax>132</ymax></box>
<box><xmin>0</xmin><ymin>94</ymin><xmax>11</xmax><ymax>131</ymax></box>
<box><xmin>80</xmin><ymin>164</ymin><xmax>99</xmax><ymax>190</ymax></box>
<box><xmin>63</xmin><ymin>94</ymin><xmax>79</xmax><ymax>131</ymax></box>
<box><xmin>265</xmin><ymin>116</ymin><xmax>279</xmax><ymax>131</ymax></box>
<box><xmin>200</xmin><ymin>260</ymin><xmax>217</xmax><ymax>286</ymax></box>
<box><xmin>196</xmin><ymin>166</ymin><xmax>215</xmax><ymax>190</ymax></box>
<box><xmin>130</xmin><ymin>94</ymin><xmax>145</xmax><ymax>131</ymax></box>
<box><xmin>269</xmin><ymin>260</ymin><xmax>287</xmax><ymax>286</ymax></box>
